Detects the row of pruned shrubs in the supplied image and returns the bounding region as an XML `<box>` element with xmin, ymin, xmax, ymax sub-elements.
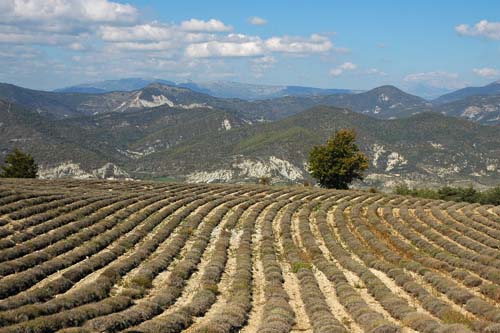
<box><xmin>413</xmin><ymin>207</ymin><xmax>500</xmax><ymax>280</ymax></box>
<box><xmin>0</xmin><ymin>196</ymin><xmax>84</xmax><ymax>240</ymax></box>
<box><xmin>457</xmin><ymin>204</ymin><xmax>500</xmax><ymax>240</ymax></box>
<box><xmin>0</xmin><ymin>190</ymin><xmax>202</xmax><ymax>317</ymax></box>
<box><xmin>348</xmin><ymin>201</ymin><xmax>497</xmax><ymax>331</ymax></box>
<box><xmin>278</xmin><ymin>197</ymin><xmax>349</xmax><ymax>333</ymax></box>
<box><xmin>0</xmin><ymin>193</ymin><xmax>139</xmax><ymax>263</ymax></box>
<box><xmin>131</xmin><ymin>190</ymin><xmax>285</xmax><ymax>332</ymax></box>
<box><xmin>0</xmin><ymin>187</ymin><xmax>229</xmax><ymax>331</ymax></box>
<box><xmin>7</xmin><ymin>196</ymin><xmax>83</xmax><ymax>222</ymax></box>
<box><xmin>0</xmin><ymin>184</ymin><xmax>219</xmax><ymax>307</ymax></box>
<box><xmin>391</xmin><ymin>206</ymin><xmax>500</xmax><ymax>306</ymax></box>
<box><xmin>311</xmin><ymin>198</ymin><xmax>419</xmax><ymax>333</ymax></box>
<box><xmin>442</xmin><ymin>206</ymin><xmax>500</xmax><ymax>249</ymax></box>
<box><xmin>392</xmin><ymin>206</ymin><xmax>500</xmax><ymax>300</ymax></box>
<box><xmin>329</xmin><ymin>197</ymin><xmax>472</xmax><ymax>330</ymax></box>
<box><xmin>255</xmin><ymin>193</ymin><xmax>306</xmax><ymax>333</ymax></box>
<box><xmin>474</xmin><ymin>206</ymin><xmax>500</xmax><ymax>225</ymax></box>
<box><xmin>190</xmin><ymin>198</ymin><xmax>276</xmax><ymax>333</ymax></box>
<box><xmin>0</xmin><ymin>194</ymin><xmax>65</xmax><ymax>216</ymax></box>
<box><xmin>0</xmin><ymin>195</ymin><xmax>118</xmax><ymax>251</ymax></box>
<box><xmin>0</xmin><ymin>194</ymin><xmax>148</xmax><ymax>276</ymax></box>
<box><xmin>86</xmin><ymin>195</ymin><xmax>249</xmax><ymax>332</ymax></box>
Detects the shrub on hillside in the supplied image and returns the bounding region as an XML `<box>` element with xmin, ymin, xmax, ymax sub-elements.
<box><xmin>0</xmin><ymin>148</ymin><xmax>38</xmax><ymax>178</ymax></box>
<box><xmin>394</xmin><ymin>184</ymin><xmax>500</xmax><ymax>205</ymax></box>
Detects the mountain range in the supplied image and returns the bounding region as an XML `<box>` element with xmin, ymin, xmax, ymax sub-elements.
<box><xmin>55</xmin><ymin>78</ymin><xmax>359</xmax><ymax>100</ymax></box>
<box><xmin>3</xmin><ymin>80</ymin><xmax>500</xmax><ymax>124</ymax></box>
<box><xmin>0</xmin><ymin>80</ymin><xmax>499</xmax><ymax>189</ymax></box>
<box><xmin>433</xmin><ymin>80</ymin><xmax>500</xmax><ymax>104</ymax></box>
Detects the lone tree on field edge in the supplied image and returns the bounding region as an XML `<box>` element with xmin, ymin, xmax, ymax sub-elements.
<box><xmin>308</xmin><ymin>129</ymin><xmax>368</xmax><ymax>189</ymax></box>
<box><xmin>0</xmin><ymin>148</ymin><xmax>38</xmax><ymax>178</ymax></box>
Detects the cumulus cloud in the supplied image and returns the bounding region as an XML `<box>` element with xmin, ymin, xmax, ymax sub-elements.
<box><xmin>403</xmin><ymin>71</ymin><xmax>465</xmax><ymax>89</ymax></box>
<box><xmin>180</xmin><ymin>19</ymin><xmax>232</xmax><ymax>32</ymax></box>
<box><xmin>0</xmin><ymin>0</ymin><xmax>138</xmax><ymax>47</ymax></box>
<box><xmin>265</xmin><ymin>34</ymin><xmax>332</xmax><ymax>53</ymax></box>
<box><xmin>456</xmin><ymin>20</ymin><xmax>500</xmax><ymax>40</ymax></box>
<box><xmin>184</xmin><ymin>33</ymin><xmax>334</xmax><ymax>58</ymax></box>
<box><xmin>330</xmin><ymin>62</ymin><xmax>357</xmax><ymax>77</ymax></box>
<box><xmin>0</xmin><ymin>0</ymin><xmax>138</xmax><ymax>24</ymax></box>
<box><xmin>0</xmin><ymin>1</ymin><xmax>348</xmax><ymax>86</ymax></box>
<box><xmin>186</xmin><ymin>41</ymin><xmax>264</xmax><ymax>57</ymax></box>
<box><xmin>473</xmin><ymin>67</ymin><xmax>499</xmax><ymax>77</ymax></box>
<box><xmin>248</xmin><ymin>16</ymin><xmax>267</xmax><ymax>25</ymax></box>
<box><xmin>99</xmin><ymin>24</ymin><xmax>176</xmax><ymax>42</ymax></box>
<box><xmin>339</xmin><ymin>62</ymin><xmax>356</xmax><ymax>70</ymax></box>
<box><xmin>108</xmin><ymin>41</ymin><xmax>175</xmax><ymax>51</ymax></box>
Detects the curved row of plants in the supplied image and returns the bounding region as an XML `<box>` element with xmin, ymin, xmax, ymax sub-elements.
<box><xmin>346</xmin><ymin>200</ymin><xmax>498</xmax><ymax>332</ymax></box>
<box><xmin>0</xmin><ymin>186</ymin><xmax>243</xmax><ymax>332</ymax></box>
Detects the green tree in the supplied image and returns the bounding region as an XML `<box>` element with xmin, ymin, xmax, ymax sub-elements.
<box><xmin>0</xmin><ymin>148</ymin><xmax>38</xmax><ymax>178</ymax></box>
<box><xmin>308</xmin><ymin>129</ymin><xmax>368</xmax><ymax>189</ymax></box>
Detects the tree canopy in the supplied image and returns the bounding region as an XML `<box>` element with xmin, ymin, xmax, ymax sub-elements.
<box><xmin>308</xmin><ymin>129</ymin><xmax>368</xmax><ymax>189</ymax></box>
<box><xmin>0</xmin><ymin>148</ymin><xmax>38</xmax><ymax>178</ymax></box>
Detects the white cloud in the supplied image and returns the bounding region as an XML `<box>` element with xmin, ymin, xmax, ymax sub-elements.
<box><xmin>265</xmin><ymin>34</ymin><xmax>332</xmax><ymax>53</ymax></box>
<box><xmin>339</xmin><ymin>62</ymin><xmax>356</xmax><ymax>70</ymax></box>
<box><xmin>0</xmin><ymin>1</ymin><xmax>350</xmax><ymax>86</ymax></box>
<box><xmin>180</xmin><ymin>18</ymin><xmax>232</xmax><ymax>32</ymax></box>
<box><xmin>248</xmin><ymin>16</ymin><xmax>267</xmax><ymax>26</ymax></box>
<box><xmin>455</xmin><ymin>20</ymin><xmax>500</xmax><ymax>40</ymax></box>
<box><xmin>0</xmin><ymin>0</ymin><xmax>139</xmax><ymax>47</ymax></box>
<box><xmin>99</xmin><ymin>24</ymin><xmax>176</xmax><ymax>42</ymax></box>
<box><xmin>403</xmin><ymin>71</ymin><xmax>465</xmax><ymax>89</ymax></box>
<box><xmin>0</xmin><ymin>29</ymin><xmax>76</xmax><ymax>45</ymax></box>
<box><xmin>330</xmin><ymin>62</ymin><xmax>357</xmax><ymax>77</ymax></box>
<box><xmin>366</xmin><ymin>68</ymin><xmax>387</xmax><ymax>76</ymax></box>
<box><xmin>108</xmin><ymin>41</ymin><xmax>174</xmax><ymax>51</ymax></box>
<box><xmin>0</xmin><ymin>0</ymin><xmax>137</xmax><ymax>24</ymax></box>
<box><xmin>186</xmin><ymin>41</ymin><xmax>264</xmax><ymax>57</ymax></box>
<box><xmin>251</xmin><ymin>55</ymin><xmax>276</xmax><ymax>66</ymax></box>
<box><xmin>473</xmin><ymin>67</ymin><xmax>499</xmax><ymax>77</ymax></box>
<box><xmin>184</xmin><ymin>33</ymin><xmax>335</xmax><ymax>58</ymax></box>
<box><xmin>329</xmin><ymin>68</ymin><xmax>343</xmax><ymax>77</ymax></box>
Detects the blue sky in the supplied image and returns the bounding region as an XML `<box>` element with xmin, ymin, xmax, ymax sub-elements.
<box><xmin>1</xmin><ymin>0</ymin><xmax>500</xmax><ymax>96</ymax></box>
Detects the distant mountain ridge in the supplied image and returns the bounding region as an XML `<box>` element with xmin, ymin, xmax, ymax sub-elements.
<box><xmin>55</xmin><ymin>78</ymin><xmax>360</xmax><ymax>100</ymax></box>
<box><xmin>2</xmin><ymin>81</ymin><xmax>500</xmax><ymax>125</ymax></box>
<box><xmin>433</xmin><ymin>80</ymin><xmax>500</xmax><ymax>104</ymax></box>
<box><xmin>54</xmin><ymin>78</ymin><xmax>176</xmax><ymax>94</ymax></box>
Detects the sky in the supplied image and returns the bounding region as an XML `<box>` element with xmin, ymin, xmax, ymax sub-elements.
<box><xmin>1</xmin><ymin>0</ymin><xmax>500</xmax><ymax>96</ymax></box>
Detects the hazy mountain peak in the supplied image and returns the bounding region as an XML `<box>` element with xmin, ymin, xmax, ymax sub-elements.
<box><xmin>434</xmin><ymin>79</ymin><xmax>500</xmax><ymax>104</ymax></box>
<box><xmin>367</xmin><ymin>85</ymin><xmax>409</xmax><ymax>95</ymax></box>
